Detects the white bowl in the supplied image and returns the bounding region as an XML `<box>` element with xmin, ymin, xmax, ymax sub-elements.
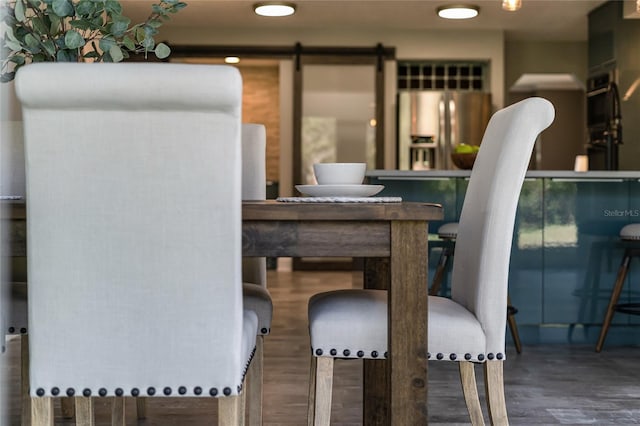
<box><xmin>313</xmin><ymin>163</ymin><xmax>366</xmax><ymax>185</ymax></box>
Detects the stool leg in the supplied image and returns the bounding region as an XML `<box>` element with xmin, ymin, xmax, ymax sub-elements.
<box><xmin>506</xmin><ymin>296</ymin><xmax>522</xmax><ymax>354</ymax></box>
<box><xmin>430</xmin><ymin>246</ymin><xmax>451</xmax><ymax>296</ymax></box>
<box><xmin>596</xmin><ymin>250</ymin><xmax>632</xmax><ymax>352</ymax></box>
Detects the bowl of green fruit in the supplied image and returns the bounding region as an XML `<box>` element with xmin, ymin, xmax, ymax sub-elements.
<box><xmin>451</xmin><ymin>144</ymin><xmax>480</xmax><ymax>169</ymax></box>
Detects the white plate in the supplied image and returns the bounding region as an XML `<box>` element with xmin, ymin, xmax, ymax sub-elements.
<box><xmin>295</xmin><ymin>184</ymin><xmax>384</xmax><ymax>198</ymax></box>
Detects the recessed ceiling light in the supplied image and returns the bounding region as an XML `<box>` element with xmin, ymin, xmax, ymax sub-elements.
<box><xmin>502</xmin><ymin>0</ymin><xmax>522</xmax><ymax>12</ymax></box>
<box><xmin>437</xmin><ymin>5</ymin><xmax>480</xmax><ymax>20</ymax></box>
<box><xmin>225</xmin><ymin>56</ymin><xmax>240</xmax><ymax>64</ymax></box>
<box><xmin>254</xmin><ymin>2</ymin><xmax>296</xmax><ymax>17</ymax></box>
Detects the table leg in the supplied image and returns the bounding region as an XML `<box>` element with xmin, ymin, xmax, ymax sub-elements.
<box><xmin>363</xmin><ymin>258</ymin><xmax>390</xmax><ymax>425</ymax></box>
<box><xmin>389</xmin><ymin>221</ymin><xmax>429</xmax><ymax>424</ymax></box>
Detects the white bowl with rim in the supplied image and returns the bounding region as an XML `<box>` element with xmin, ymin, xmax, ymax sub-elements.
<box><xmin>313</xmin><ymin>162</ymin><xmax>366</xmax><ymax>185</ymax></box>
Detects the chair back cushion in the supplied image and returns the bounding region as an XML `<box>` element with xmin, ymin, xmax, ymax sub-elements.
<box><xmin>451</xmin><ymin>97</ymin><xmax>554</xmax><ymax>353</ymax></box>
<box><xmin>241</xmin><ymin>124</ymin><xmax>267</xmax><ymax>286</ymax></box>
<box><xmin>16</xmin><ymin>62</ymin><xmax>247</xmax><ymax>395</ymax></box>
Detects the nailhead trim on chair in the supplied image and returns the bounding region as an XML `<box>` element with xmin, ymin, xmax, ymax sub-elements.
<box><xmin>7</xmin><ymin>327</ymin><xmax>27</xmax><ymax>334</ymax></box>
<box><xmin>311</xmin><ymin>347</ymin><xmax>388</xmax><ymax>360</ymax></box>
<box><xmin>178</xmin><ymin>386</ymin><xmax>187</xmax><ymax>395</ymax></box>
<box><xmin>51</xmin><ymin>387</ymin><xmax>59</xmax><ymax>396</ymax></box>
<box><xmin>66</xmin><ymin>388</ymin><xmax>75</xmax><ymax>397</ymax></box>
<box><xmin>147</xmin><ymin>387</ymin><xmax>156</xmax><ymax>396</ymax></box>
<box><xmin>164</xmin><ymin>387</ymin><xmax>172</xmax><ymax>396</ymax></box>
<box><xmin>99</xmin><ymin>388</ymin><xmax>107</xmax><ymax>396</ymax></box>
<box><xmin>83</xmin><ymin>388</ymin><xmax>91</xmax><ymax>397</ymax></box>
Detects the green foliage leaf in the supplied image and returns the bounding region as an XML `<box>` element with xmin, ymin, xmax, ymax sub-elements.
<box><xmin>104</xmin><ymin>0</ymin><xmax>122</xmax><ymax>15</ymax></box>
<box><xmin>10</xmin><ymin>55</ymin><xmax>25</xmax><ymax>65</ymax></box>
<box><xmin>98</xmin><ymin>36</ymin><xmax>115</xmax><ymax>53</ymax></box>
<box><xmin>109</xmin><ymin>15</ymin><xmax>130</xmax><ymax>36</ymax></box>
<box><xmin>122</xmin><ymin>35</ymin><xmax>135</xmax><ymax>51</ymax></box>
<box><xmin>49</xmin><ymin>14</ymin><xmax>61</xmax><ymax>34</ymax></box>
<box><xmin>141</xmin><ymin>36</ymin><xmax>154</xmax><ymax>50</ymax></box>
<box><xmin>52</xmin><ymin>0</ymin><xmax>74</xmax><ymax>17</ymax></box>
<box><xmin>26</xmin><ymin>0</ymin><xmax>42</xmax><ymax>7</ymax></box>
<box><xmin>109</xmin><ymin>44</ymin><xmax>123</xmax><ymax>62</ymax></box>
<box><xmin>75</xmin><ymin>0</ymin><xmax>95</xmax><ymax>17</ymax></box>
<box><xmin>31</xmin><ymin>17</ymin><xmax>48</xmax><ymax>35</ymax></box>
<box><xmin>154</xmin><ymin>42</ymin><xmax>170</xmax><ymax>59</ymax></box>
<box><xmin>14</xmin><ymin>0</ymin><xmax>26</xmax><ymax>22</ymax></box>
<box><xmin>1</xmin><ymin>72</ymin><xmax>16</xmax><ymax>82</ymax></box>
<box><xmin>64</xmin><ymin>29</ymin><xmax>85</xmax><ymax>49</ymax></box>
<box><xmin>5</xmin><ymin>39</ymin><xmax>22</xmax><ymax>51</ymax></box>
<box><xmin>41</xmin><ymin>39</ymin><xmax>55</xmax><ymax>56</ymax></box>
<box><xmin>56</xmin><ymin>48</ymin><xmax>76</xmax><ymax>62</ymax></box>
<box><xmin>24</xmin><ymin>33</ymin><xmax>39</xmax><ymax>48</ymax></box>
<box><xmin>69</xmin><ymin>19</ymin><xmax>92</xmax><ymax>31</ymax></box>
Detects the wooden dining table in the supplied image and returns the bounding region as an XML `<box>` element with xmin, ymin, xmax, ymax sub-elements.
<box><xmin>243</xmin><ymin>200</ymin><xmax>443</xmax><ymax>425</ymax></box>
<box><xmin>3</xmin><ymin>199</ymin><xmax>443</xmax><ymax>425</ymax></box>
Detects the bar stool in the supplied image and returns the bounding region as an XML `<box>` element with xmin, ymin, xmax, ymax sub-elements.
<box><xmin>595</xmin><ymin>223</ymin><xmax>640</xmax><ymax>352</ymax></box>
<box><xmin>430</xmin><ymin>222</ymin><xmax>523</xmax><ymax>354</ymax></box>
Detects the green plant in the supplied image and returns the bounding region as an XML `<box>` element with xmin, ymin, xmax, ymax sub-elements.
<box><xmin>0</xmin><ymin>0</ymin><xmax>187</xmax><ymax>82</ymax></box>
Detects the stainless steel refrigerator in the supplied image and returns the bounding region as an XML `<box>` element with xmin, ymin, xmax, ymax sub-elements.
<box><xmin>397</xmin><ymin>91</ymin><xmax>492</xmax><ymax>170</ymax></box>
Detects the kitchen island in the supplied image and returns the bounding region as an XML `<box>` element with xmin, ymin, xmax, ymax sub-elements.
<box><xmin>368</xmin><ymin>170</ymin><xmax>640</xmax><ymax>347</ymax></box>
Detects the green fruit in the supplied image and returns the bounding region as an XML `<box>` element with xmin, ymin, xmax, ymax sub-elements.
<box><xmin>471</xmin><ymin>145</ymin><xmax>480</xmax><ymax>153</ymax></box>
<box><xmin>454</xmin><ymin>144</ymin><xmax>474</xmax><ymax>154</ymax></box>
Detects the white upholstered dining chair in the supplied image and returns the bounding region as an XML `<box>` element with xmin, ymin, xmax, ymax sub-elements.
<box><xmin>307</xmin><ymin>97</ymin><xmax>555</xmax><ymax>426</ymax></box>
<box><xmin>16</xmin><ymin>62</ymin><xmax>258</xmax><ymax>425</ymax></box>
<box><xmin>134</xmin><ymin>122</ymin><xmax>273</xmax><ymax>424</ymax></box>
<box><xmin>240</xmin><ymin>123</ymin><xmax>273</xmax><ymax>426</ymax></box>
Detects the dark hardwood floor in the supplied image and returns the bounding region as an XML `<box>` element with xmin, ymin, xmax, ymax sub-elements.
<box><xmin>3</xmin><ymin>268</ymin><xmax>640</xmax><ymax>425</ymax></box>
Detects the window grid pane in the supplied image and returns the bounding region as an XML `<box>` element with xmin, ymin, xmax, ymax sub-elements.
<box><xmin>397</xmin><ymin>61</ymin><xmax>487</xmax><ymax>91</ymax></box>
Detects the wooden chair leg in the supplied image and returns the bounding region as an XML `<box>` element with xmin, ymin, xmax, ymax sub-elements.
<box><xmin>596</xmin><ymin>251</ymin><xmax>631</xmax><ymax>352</ymax></box>
<box><xmin>307</xmin><ymin>356</ymin><xmax>317</xmax><ymax>426</ymax></box>
<box><xmin>484</xmin><ymin>361</ymin><xmax>508</xmax><ymax>426</ymax></box>
<box><xmin>111</xmin><ymin>397</ymin><xmax>125</xmax><ymax>426</ymax></box>
<box><xmin>219</xmin><ymin>395</ymin><xmax>242</xmax><ymax>426</ymax></box>
<box><xmin>136</xmin><ymin>397</ymin><xmax>147</xmax><ymax>419</ymax></box>
<box><xmin>458</xmin><ymin>361</ymin><xmax>485</xmax><ymax>426</ymax></box>
<box><xmin>246</xmin><ymin>336</ymin><xmax>264</xmax><ymax>426</ymax></box>
<box><xmin>430</xmin><ymin>247</ymin><xmax>451</xmax><ymax>296</ymax></box>
<box><xmin>61</xmin><ymin>397</ymin><xmax>75</xmax><ymax>418</ymax></box>
<box><xmin>31</xmin><ymin>397</ymin><xmax>53</xmax><ymax>426</ymax></box>
<box><xmin>310</xmin><ymin>357</ymin><xmax>333</xmax><ymax>426</ymax></box>
<box><xmin>75</xmin><ymin>397</ymin><xmax>95</xmax><ymax>426</ymax></box>
<box><xmin>20</xmin><ymin>335</ymin><xmax>31</xmax><ymax>426</ymax></box>
<box><xmin>506</xmin><ymin>296</ymin><xmax>522</xmax><ymax>354</ymax></box>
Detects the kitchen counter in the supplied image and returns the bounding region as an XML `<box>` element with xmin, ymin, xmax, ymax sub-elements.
<box><xmin>367</xmin><ymin>169</ymin><xmax>640</xmax><ymax>347</ymax></box>
<box><xmin>368</xmin><ymin>170</ymin><xmax>640</xmax><ymax>180</ymax></box>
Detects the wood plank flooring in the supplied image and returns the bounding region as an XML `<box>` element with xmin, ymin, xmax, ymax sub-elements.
<box><xmin>3</xmin><ymin>268</ymin><xmax>640</xmax><ymax>425</ymax></box>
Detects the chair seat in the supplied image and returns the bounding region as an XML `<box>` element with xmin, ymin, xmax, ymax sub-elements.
<box><xmin>437</xmin><ymin>222</ymin><xmax>459</xmax><ymax>239</ymax></box>
<box><xmin>243</xmin><ymin>283</ymin><xmax>273</xmax><ymax>335</ymax></box>
<box><xmin>241</xmin><ymin>310</ymin><xmax>260</xmax><ymax>375</ymax></box>
<box><xmin>620</xmin><ymin>223</ymin><xmax>640</xmax><ymax>240</ymax></box>
<box><xmin>309</xmin><ymin>289</ymin><xmax>488</xmax><ymax>362</ymax></box>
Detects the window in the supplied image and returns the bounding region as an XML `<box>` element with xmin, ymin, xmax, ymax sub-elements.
<box><xmin>397</xmin><ymin>61</ymin><xmax>488</xmax><ymax>91</ymax></box>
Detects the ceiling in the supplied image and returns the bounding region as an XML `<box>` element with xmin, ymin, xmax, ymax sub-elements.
<box><xmin>122</xmin><ymin>0</ymin><xmax>612</xmax><ymax>42</ymax></box>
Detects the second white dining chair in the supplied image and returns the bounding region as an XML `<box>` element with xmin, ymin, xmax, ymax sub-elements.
<box><xmin>307</xmin><ymin>97</ymin><xmax>555</xmax><ymax>426</ymax></box>
<box><xmin>17</xmin><ymin>61</ymin><xmax>258</xmax><ymax>425</ymax></box>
